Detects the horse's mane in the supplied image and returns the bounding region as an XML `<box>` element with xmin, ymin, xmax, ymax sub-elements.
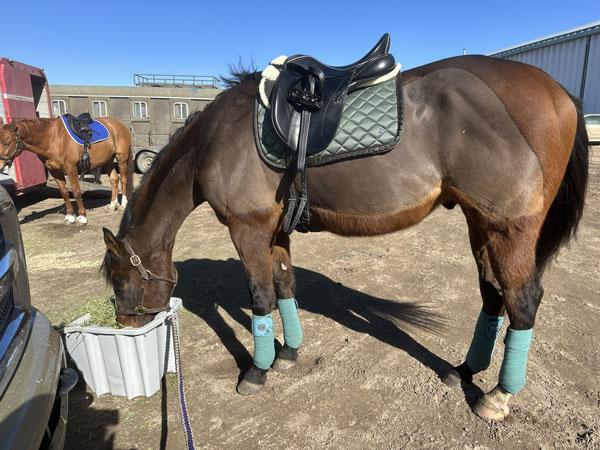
<box><xmin>13</xmin><ymin>117</ymin><xmax>52</xmax><ymax>135</ymax></box>
<box><xmin>117</xmin><ymin>110</ymin><xmax>203</xmax><ymax>239</ymax></box>
<box><xmin>219</xmin><ymin>62</ymin><xmax>261</xmax><ymax>89</ymax></box>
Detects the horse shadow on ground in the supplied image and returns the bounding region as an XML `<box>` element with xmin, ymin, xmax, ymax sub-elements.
<box><xmin>174</xmin><ymin>258</ymin><xmax>483</xmax><ymax>405</ymax></box>
<box><xmin>13</xmin><ymin>186</ymin><xmax>114</xmax><ymax>225</ymax></box>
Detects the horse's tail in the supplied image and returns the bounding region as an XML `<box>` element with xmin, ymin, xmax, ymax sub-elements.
<box><xmin>126</xmin><ymin>140</ymin><xmax>134</xmax><ymax>199</ymax></box>
<box><xmin>536</xmin><ymin>95</ymin><xmax>589</xmax><ymax>272</ymax></box>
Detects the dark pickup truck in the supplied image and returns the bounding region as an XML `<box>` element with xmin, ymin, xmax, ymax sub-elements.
<box><xmin>0</xmin><ymin>186</ymin><xmax>76</xmax><ymax>449</ymax></box>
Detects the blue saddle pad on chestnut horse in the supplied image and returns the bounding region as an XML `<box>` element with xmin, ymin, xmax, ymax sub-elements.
<box><xmin>60</xmin><ymin>114</ymin><xmax>109</xmax><ymax>145</ymax></box>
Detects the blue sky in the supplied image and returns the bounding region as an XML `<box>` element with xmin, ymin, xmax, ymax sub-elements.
<box><xmin>1</xmin><ymin>1</ymin><xmax>596</xmax><ymax>86</ymax></box>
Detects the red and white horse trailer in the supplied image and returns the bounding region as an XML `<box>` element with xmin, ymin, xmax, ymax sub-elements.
<box><xmin>0</xmin><ymin>58</ymin><xmax>49</xmax><ymax>195</ymax></box>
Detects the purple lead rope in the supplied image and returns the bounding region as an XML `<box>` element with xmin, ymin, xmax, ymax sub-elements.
<box><xmin>171</xmin><ymin>315</ymin><xmax>196</xmax><ymax>450</ymax></box>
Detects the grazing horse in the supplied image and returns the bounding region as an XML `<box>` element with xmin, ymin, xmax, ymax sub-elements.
<box><xmin>101</xmin><ymin>55</ymin><xmax>588</xmax><ymax>422</ymax></box>
<box><xmin>0</xmin><ymin>116</ymin><xmax>133</xmax><ymax>224</ymax></box>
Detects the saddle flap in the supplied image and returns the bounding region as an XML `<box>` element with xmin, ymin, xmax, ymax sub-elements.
<box><xmin>271</xmin><ymin>70</ymin><xmax>352</xmax><ymax>155</ymax></box>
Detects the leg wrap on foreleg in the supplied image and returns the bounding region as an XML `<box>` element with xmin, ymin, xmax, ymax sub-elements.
<box><xmin>252</xmin><ymin>314</ymin><xmax>275</xmax><ymax>370</ymax></box>
<box><xmin>277</xmin><ymin>298</ymin><xmax>303</xmax><ymax>349</ymax></box>
<box><xmin>465</xmin><ymin>310</ymin><xmax>505</xmax><ymax>373</ymax></box>
<box><xmin>499</xmin><ymin>327</ymin><xmax>533</xmax><ymax>394</ymax></box>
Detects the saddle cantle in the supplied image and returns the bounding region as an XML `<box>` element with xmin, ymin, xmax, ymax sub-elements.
<box><xmin>255</xmin><ymin>34</ymin><xmax>403</xmax><ymax>234</ymax></box>
<box><xmin>271</xmin><ymin>34</ymin><xmax>397</xmax><ymax>155</ymax></box>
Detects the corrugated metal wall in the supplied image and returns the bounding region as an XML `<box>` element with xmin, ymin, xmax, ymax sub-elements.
<box><xmin>504</xmin><ymin>38</ymin><xmax>587</xmax><ymax>97</ymax></box>
<box><xmin>500</xmin><ymin>35</ymin><xmax>599</xmax><ymax>113</ymax></box>
<box><xmin>583</xmin><ymin>34</ymin><xmax>600</xmax><ymax>113</ymax></box>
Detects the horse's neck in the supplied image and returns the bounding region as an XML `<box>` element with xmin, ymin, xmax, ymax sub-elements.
<box><xmin>126</xmin><ymin>150</ymin><xmax>200</xmax><ymax>258</ymax></box>
<box><xmin>19</xmin><ymin>119</ymin><xmax>54</xmax><ymax>157</ymax></box>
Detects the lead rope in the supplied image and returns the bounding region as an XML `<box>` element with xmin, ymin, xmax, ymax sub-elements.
<box><xmin>170</xmin><ymin>315</ymin><xmax>197</xmax><ymax>450</ymax></box>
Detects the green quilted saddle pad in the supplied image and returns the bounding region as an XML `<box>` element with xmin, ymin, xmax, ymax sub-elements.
<box><xmin>254</xmin><ymin>76</ymin><xmax>404</xmax><ymax>169</ymax></box>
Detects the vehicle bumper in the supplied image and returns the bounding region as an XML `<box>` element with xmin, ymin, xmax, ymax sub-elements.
<box><xmin>0</xmin><ymin>310</ymin><xmax>68</xmax><ymax>450</ymax></box>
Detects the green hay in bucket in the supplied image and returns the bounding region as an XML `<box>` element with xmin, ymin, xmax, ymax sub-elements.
<box><xmin>71</xmin><ymin>296</ymin><xmax>119</xmax><ymax>328</ymax></box>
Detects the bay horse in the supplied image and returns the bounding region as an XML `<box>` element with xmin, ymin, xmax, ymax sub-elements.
<box><xmin>0</xmin><ymin>116</ymin><xmax>133</xmax><ymax>224</ymax></box>
<box><xmin>101</xmin><ymin>55</ymin><xmax>588</xmax><ymax>422</ymax></box>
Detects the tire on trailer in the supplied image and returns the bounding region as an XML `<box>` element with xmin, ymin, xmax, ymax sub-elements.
<box><xmin>135</xmin><ymin>150</ymin><xmax>156</xmax><ymax>174</ymax></box>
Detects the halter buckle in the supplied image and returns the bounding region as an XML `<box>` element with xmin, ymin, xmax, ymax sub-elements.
<box><xmin>130</xmin><ymin>254</ymin><xmax>142</xmax><ymax>266</ymax></box>
<box><xmin>134</xmin><ymin>305</ymin><xmax>147</xmax><ymax>315</ymax></box>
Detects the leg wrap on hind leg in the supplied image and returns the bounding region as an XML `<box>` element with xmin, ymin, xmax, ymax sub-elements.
<box><xmin>252</xmin><ymin>314</ymin><xmax>275</xmax><ymax>370</ymax></box>
<box><xmin>277</xmin><ymin>298</ymin><xmax>303</xmax><ymax>349</ymax></box>
<box><xmin>499</xmin><ymin>327</ymin><xmax>533</xmax><ymax>394</ymax></box>
<box><xmin>465</xmin><ymin>310</ymin><xmax>505</xmax><ymax>373</ymax></box>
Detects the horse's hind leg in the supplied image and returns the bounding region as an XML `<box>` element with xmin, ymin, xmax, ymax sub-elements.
<box><xmin>444</xmin><ymin>217</ymin><xmax>505</xmax><ymax>388</ymax></box>
<box><xmin>473</xmin><ymin>214</ymin><xmax>545</xmax><ymax>421</ymax></box>
<box><xmin>271</xmin><ymin>232</ymin><xmax>303</xmax><ymax>372</ymax></box>
<box><xmin>108</xmin><ymin>167</ymin><xmax>119</xmax><ymax>210</ymax></box>
<box><xmin>227</xmin><ymin>215</ymin><xmax>279</xmax><ymax>395</ymax></box>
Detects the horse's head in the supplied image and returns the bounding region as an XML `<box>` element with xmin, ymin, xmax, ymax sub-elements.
<box><xmin>102</xmin><ymin>227</ymin><xmax>177</xmax><ymax>327</ymax></box>
<box><xmin>0</xmin><ymin>120</ymin><xmax>25</xmax><ymax>170</ymax></box>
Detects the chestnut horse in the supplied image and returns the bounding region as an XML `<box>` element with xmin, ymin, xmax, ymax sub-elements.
<box><xmin>0</xmin><ymin>116</ymin><xmax>133</xmax><ymax>224</ymax></box>
<box><xmin>101</xmin><ymin>55</ymin><xmax>588</xmax><ymax>422</ymax></box>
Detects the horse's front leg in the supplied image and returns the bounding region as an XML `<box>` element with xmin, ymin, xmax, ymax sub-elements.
<box><xmin>228</xmin><ymin>216</ymin><xmax>278</xmax><ymax>395</ymax></box>
<box><xmin>65</xmin><ymin>168</ymin><xmax>87</xmax><ymax>224</ymax></box>
<box><xmin>51</xmin><ymin>169</ymin><xmax>76</xmax><ymax>224</ymax></box>
<box><xmin>271</xmin><ymin>232</ymin><xmax>303</xmax><ymax>371</ymax></box>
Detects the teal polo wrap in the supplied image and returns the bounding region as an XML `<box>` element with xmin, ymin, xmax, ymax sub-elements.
<box><xmin>277</xmin><ymin>298</ymin><xmax>303</xmax><ymax>349</ymax></box>
<box><xmin>465</xmin><ymin>310</ymin><xmax>505</xmax><ymax>373</ymax></box>
<box><xmin>252</xmin><ymin>314</ymin><xmax>275</xmax><ymax>369</ymax></box>
<box><xmin>499</xmin><ymin>327</ymin><xmax>533</xmax><ymax>394</ymax></box>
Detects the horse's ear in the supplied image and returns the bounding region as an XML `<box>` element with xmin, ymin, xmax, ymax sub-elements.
<box><xmin>103</xmin><ymin>227</ymin><xmax>123</xmax><ymax>256</ymax></box>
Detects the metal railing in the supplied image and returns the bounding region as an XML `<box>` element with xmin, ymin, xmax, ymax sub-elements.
<box><xmin>133</xmin><ymin>74</ymin><xmax>220</xmax><ymax>89</ymax></box>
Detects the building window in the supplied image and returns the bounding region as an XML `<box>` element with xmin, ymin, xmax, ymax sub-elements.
<box><xmin>52</xmin><ymin>100</ymin><xmax>66</xmax><ymax>116</ymax></box>
<box><xmin>92</xmin><ymin>100</ymin><xmax>108</xmax><ymax>117</ymax></box>
<box><xmin>133</xmin><ymin>101</ymin><xmax>148</xmax><ymax>119</ymax></box>
<box><xmin>174</xmin><ymin>102</ymin><xmax>188</xmax><ymax>120</ymax></box>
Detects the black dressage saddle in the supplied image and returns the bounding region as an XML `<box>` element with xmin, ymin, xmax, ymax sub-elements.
<box><xmin>64</xmin><ymin>113</ymin><xmax>94</xmax><ymax>172</ymax></box>
<box><xmin>266</xmin><ymin>34</ymin><xmax>398</xmax><ymax>234</ymax></box>
<box><xmin>271</xmin><ymin>33</ymin><xmax>396</xmax><ymax>156</ymax></box>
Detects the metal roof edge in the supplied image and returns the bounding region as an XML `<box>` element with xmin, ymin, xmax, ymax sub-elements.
<box><xmin>489</xmin><ymin>20</ymin><xmax>600</xmax><ymax>57</ymax></box>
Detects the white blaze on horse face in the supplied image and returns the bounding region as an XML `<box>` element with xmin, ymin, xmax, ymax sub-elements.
<box><xmin>64</xmin><ymin>214</ymin><xmax>76</xmax><ymax>224</ymax></box>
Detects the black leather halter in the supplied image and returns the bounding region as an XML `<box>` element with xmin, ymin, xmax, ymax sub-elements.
<box><xmin>0</xmin><ymin>133</ymin><xmax>25</xmax><ymax>168</ymax></box>
<box><xmin>115</xmin><ymin>239</ymin><xmax>177</xmax><ymax>316</ymax></box>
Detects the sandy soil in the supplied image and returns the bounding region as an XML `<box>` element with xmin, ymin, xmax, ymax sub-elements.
<box><xmin>14</xmin><ymin>149</ymin><xmax>600</xmax><ymax>449</ymax></box>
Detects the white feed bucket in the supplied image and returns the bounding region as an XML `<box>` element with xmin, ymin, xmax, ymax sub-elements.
<box><xmin>62</xmin><ymin>297</ymin><xmax>182</xmax><ymax>399</ymax></box>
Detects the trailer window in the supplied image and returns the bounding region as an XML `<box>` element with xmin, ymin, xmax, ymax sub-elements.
<box><xmin>174</xmin><ymin>102</ymin><xmax>188</xmax><ymax>120</ymax></box>
<box><xmin>133</xmin><ymin>101</ymin><xmax>148</xmax><ymax>119</ymax></box>
<box><xmin>92</xmin><ymin>101</ymin><xmax>108</xmax><ymax>117</ymax></box>
<box><xmin>52</xmin><ymin>100</ymin><xmax>66</xmax><ymax>116</ymax></box>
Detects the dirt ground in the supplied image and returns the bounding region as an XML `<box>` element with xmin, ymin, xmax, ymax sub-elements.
<box><xmin>14</xmin><ymin>149</ymin><xmax>600</xmax><ymax>450</ymax></box>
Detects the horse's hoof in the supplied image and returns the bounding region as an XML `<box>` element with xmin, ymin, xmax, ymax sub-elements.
<box><xmin>473</xmin><ymin>385</ymin><xmax>511</xmax><ymax>421</ymax></box>
<box><xmin>109</xmin><ymin>201</ymin><xmax>119</xmax><ymax>211</ymax></box>
<box><xmin>64</xmin><ymin>214</ymin><xmax>76</xmax><ymax>224</ymax></box>
<box><xmin>442</xmin><ymin>363</ymin><xmax>473</xmax><ymax>389</ymax></box>
<box><xmin>237</xmin><ymin>364</ymin><xmax>267</xmax><ymax>396</ymax></box>
<box><xmin>272</xmin><ymin>357</ymin><xmax>297</xmax><ymax>372</ymax></box>
<box><xmin>76</xmin><ymin>215</ymin><xmax>88</xmax><ymax>225</ymax></box>
<box><xmin>121</xmin><ymin>197</ymin><xmax>128</xmax><ymax>208</ymax></box>
<box><xmin>442</xmin><ymin>368</ymin><xmax>465</xmax><ymax>389</ymax></box>
<box><xmin>272</xmin><ymin>344</ymin><xmax>299</xmax><ymax>372</ymax></box>
<box><xmin>236</xmin><ymin>378</ymin><xmax>264</xmax><ymax>396</ymax></box>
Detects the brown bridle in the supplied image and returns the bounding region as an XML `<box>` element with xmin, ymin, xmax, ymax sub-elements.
<box><xmin>0</xmin><ymin>131</ymin><xmax>25</xmax><ymax>168</ymax></box>
<box><xmin>115</xmin><ymin>239</ymin><xmax>178</xmax><ymax>316</ymax></box>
